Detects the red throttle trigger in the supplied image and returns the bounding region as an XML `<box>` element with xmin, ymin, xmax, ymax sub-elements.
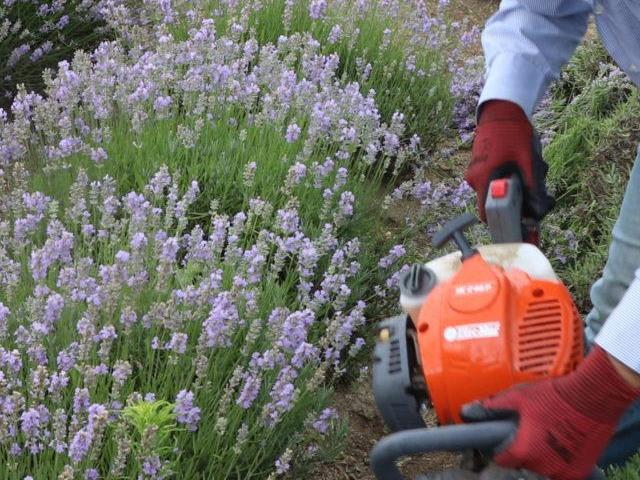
<box><xmin>490</xmin><ymin>179</ymin><xmax>509</xmax><ymax>199</ymax></box>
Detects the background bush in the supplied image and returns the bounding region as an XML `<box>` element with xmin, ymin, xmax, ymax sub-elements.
<box><xmin>0</xmin><ymin>0</ymin><xmax>110</xmax><ymax>111</ymax></box>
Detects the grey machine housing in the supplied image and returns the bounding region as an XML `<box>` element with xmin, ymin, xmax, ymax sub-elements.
<box><xmin>372</xmin><ymin>314</ymin><xmax>428</xmax><ymax>432</ymax></box>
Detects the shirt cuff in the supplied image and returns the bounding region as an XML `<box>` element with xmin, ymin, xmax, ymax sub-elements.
<box><xmin>596</xmin><ymin>272</ymin><xmax>640</xmax><ymax>374</ymax></box>
<box><xmin>478</xmin><ymin>52</ymin><xmax>550</xmax><ymax>121</ymax></box>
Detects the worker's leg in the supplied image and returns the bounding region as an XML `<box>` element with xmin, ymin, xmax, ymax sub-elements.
<box><xmin>584</xmin><ymin>145</ymin><xmax>640</xmax><ymax>467</ymax></box>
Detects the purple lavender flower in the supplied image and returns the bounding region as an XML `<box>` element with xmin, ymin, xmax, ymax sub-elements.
<box><xmin>263</xmin><ymin>366</ymin><xmax>298</xmax><ymax>426</ymax></box>
<box><xmin>275</xmin><ymin>457</ymin><xmax>291</xmax><ymax>475</ymax></box>
<box><xmin>328</xmin><ymin>25</ymin><xmax>343</xmax><ymax>44</ymax></box>
<box><xmin>94</xmin><ymin>325</ymin><xmax>117</xmax><ymax>343</ymax></box>
<box><xmin>334</xmin><ymin>168</ymin><xmax>348</xmax><ymax>189</ymax></box>
<box><xmin>285</xmin><ymin>123</ymin><xmax>301</xmax><ymax>143</ymax></box>
<box><xmin>115</xmin><ymin>250</ymin><xmax>130</xmax><ymax>263</ymax></box>
<box><xmin>48</xmin><ymin>371</ymin><xmax>69</xmax><ymax>394</ymax></box>
<box><xmin>82</xmin><ymin>224</ymin><xmax>96</xmax><ymax>237</ymax></box>
<box><xmin>20</xmin><ymin>406</ymin><xmax>48</xmax><ymax>437</ymax></box>
<box><xmin>166</xmin><ymin>332</ymin><xmax>188</xmax><ymax>354</ymax></box>
<box><xmin>148</xmin><ymin>168</ymin><xmax>172</xmax><ymax>196</ymax></box>
<box><xmin>337</xmin><ymin>191</ymin><xmax>355</xmax><ymax>218</ymax></box>
<box><xmin>275</xmin><ymin>208</ymin><xmax>300</xmax><ymax>235</ymax></box>
<box><xmin>57</xmin><ymin>344</ymin><xmax>78</xmax><ymax>372</ymax></box>
<box><xmin>88</xmin><ymin>404</ymin><xmax>108</xmax><ymax>423</ymax></box>
<box><xmin>378</xmin><ymin>244</ymin><xmax>406</xmax><ymax>269</ymax></box>
<box><xmin>450</xmin><ymin>181</ymin><xmax>473</xmax><ymax>207</ymax></box>
<box><xmin>43</xmin><ymin>292</ymin><xmax>64</xmax><ymax>323</ymax></box>
<box><xmin>285</xmin><ymin>162</ymin><xmax>307</xmax><ymax>187</ymax></box>
<box><xmin>131</xmin><ymin>232</ymin><xmax>148</xmax><ymax>250</ymax></box>
<box><xmin>20</xmin><ymin>405</ymin><xmax>50</xmax><ymax>454</ymax></box>
<box><xmin>298</xmin><ymin>239</ymin><xmax>319</xmax><ymax>278</ymax></box>
<box><xmin>291</xmin><ymin>342</ymin><xmax>318</xmax><ymax>368</ymax></box>
<box><xmin>69</xmin><ymin>428</ymin><xmax>93</xmax><ymax>463</ymax></box>
<box><xmin>84</xmin><ymin>469</ymin><xmax>99</xmax><ymax>480</ymax></box>
<box><xmin>73</xmin><ymin>388</ymin><xmax>90</xmax><ymax>414</ymax></box>
<box><xmin>112</xmin><ymin>361</ymin><xmax>132</xmax><ymax>385</ymax></box>
<box><xmin>160</xmin><ymin>236</ymin><xmax>179</xmax><ymax>263</ymax></box>
<box><xmin>142</xmin><ymin>455</ymin><xmax>162</xmax><ymax>476</ymax></box>
<box><xmin>309</xmin><ymin>0</ymin><xmax>327</xmax><ymax>20</ymax></box>
<box><xmin>277</xmin><ymin>310</ymin><xmax>315</xmax><ymax>352</ymax></box>
<box><xmin>200</xmin><ymin>292</ymin><xmax>239</xmax><ymax>348</ymax></box>
<box><xmin>7</xmin><ymin>44</ymin><xmax>30</xmax><ymax>68</ymax></box>
<box><xmin>175</xmin><ymin>390</ymin><xmax>201</xmax><ymax>431</ymax></box>
<box><xmin>153</xmin><ymin>96</ymin><xmax>172</xmax><ymax>112</ymax></box>
<box><xmin>312</xmin><ymin>407</ymin><xmax>338</xmax><ymax>434</ymax></box>
<box><xmin>90</xmin><ymin>147</ymin><xmax>108</xmax><ymax>164</ymax></box>
<box><xmin>237</xmin><ymin>370</ymin><xmax>262</xmax><ymax>409</ymax></box>
<box><xmin>2</xmin><ymin>348</ymin><xmax>22</xmax><ymax>374</ymax></box>
<box><xmin>0</xmin><ymin>302</ymin><xmax>9</xmax><ymax>336</ymax></box>
<box><xmin>313</xmin><ymin>158</ymin><xmax>334</xmax><ymax>187</ymax></box>
<box><xmin>144</xmin><ymin>393</ymin><xmax>156</xmax><ymax>402</ymax></box>
<box><xmin>55</xmin><ymin>15</ymin><xmax>69</xmax><ymax>29</ymax></box>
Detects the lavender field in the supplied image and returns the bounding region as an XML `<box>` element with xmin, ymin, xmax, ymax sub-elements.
<box><xmin>0</xmin><ymin>0</ymin><xmax>483</xmax><ymax>478</ymax></box>
<box><xmin>5</xmin><ymin>0</ymin><xmax>639</xmax><ymax>477</ymax></box>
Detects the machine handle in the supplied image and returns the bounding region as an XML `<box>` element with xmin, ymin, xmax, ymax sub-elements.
<box><xmin>369</xmin><ymin>421</ymin><xmax>604</xmax><ymax>480</ymax></box>
<box><xmin>431</xmin><ymin>212</ymin><xmax>478</xmax><ymax>260</ymax></box>
<box><xmin>370</xmin><ymin>421</ymin><xmax>516</xmax><ymax>480</ymax></box>
<box><xmin>485</xmin><ymin>176</ymin><xmax>539</xmax><ymax>245</ymax></box>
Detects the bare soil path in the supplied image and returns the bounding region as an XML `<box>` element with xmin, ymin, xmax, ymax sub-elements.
<box><xmin>311</xmin><ymin>376</ymin><xmax>459</xmax><ymax>480</ymax></box>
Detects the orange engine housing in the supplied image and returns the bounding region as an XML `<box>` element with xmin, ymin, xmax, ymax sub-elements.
<box><xmin>415</xmin><ymin>253</ymin><xmax>584</xmax><ymax>425</ymax></box>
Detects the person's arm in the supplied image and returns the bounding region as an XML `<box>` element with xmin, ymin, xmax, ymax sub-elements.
<box><xmin>479</xmin><ymin>0</ymin><xmax>593</xmax><ymax>119</ymax></box>
<box><xmin>466</xmin><ymin>0</ymin><xmax>593</xmax><ymax>222</ymax></box>
<box><xmin>610</xmin><ymin>353</ymin><xmax>640</xmax><ymax>388</ymax></box>
<box><xmin>596</xmin><ymin>270</ymin><xmax>640</xmax><ymax>381</ymax></box>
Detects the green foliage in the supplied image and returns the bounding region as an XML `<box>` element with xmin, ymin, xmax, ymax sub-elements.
<box><xmin>550</xmin><ymin>38</ymin><xmax>612</xmax><ymax>105</ymax></box>
<box><xmin>540</xmin><ymin>39</ymin><xmax>640</xmax><ymax>309</ymax></box>
<box><xmin>122</xmin><ymin>400</ymin><xmax>179</xmax><ymax>446</ymax></box>
<box><xmin>608</xmin><ymin>453</ymin><xmax>640</xmax><ymax>480</ymax></box>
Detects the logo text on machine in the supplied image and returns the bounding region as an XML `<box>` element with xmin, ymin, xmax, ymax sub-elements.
<box><xmin>443</xmin><ymin>321</ymin><xmax>501</xmax><ymax>342</ymax></box>
<box><xmin>454</xmin><ymin>282</ymin><xmax>494</xmax><ymax>296</ymax></box>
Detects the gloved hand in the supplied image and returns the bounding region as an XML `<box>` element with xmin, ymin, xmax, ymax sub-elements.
<box><xmin>466</xmin><ymin>100</ymin><xmax>555</xmax><ymax>221</ymax></box>
<box><xmin>461</xmin><ymin>346</ymin><xmax>640</xmax><ymax>480</ymax></box>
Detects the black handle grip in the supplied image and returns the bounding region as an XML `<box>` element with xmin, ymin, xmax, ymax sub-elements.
<box><xmin>369</xmin><ymin>421</ymin><xmax>604</xmax><ymax>480</ymax></box>
<box><xmin>432</xmin><ymin>212</ymin><xmax>479</xmax><ymax>260</ymax></box>
<box><xmin>370</xmin><ymin>421</ymin><xmax>516</xmax><ymax>480</ymax></box>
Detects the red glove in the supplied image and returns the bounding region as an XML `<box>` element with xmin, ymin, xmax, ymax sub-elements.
<box><xmin>466</xmin><ymin>100</ymin><xmax>555</xmax><ymax>221</ymax></box>
<box><xmin>461</xmin><ymin>346</ymin><xmax>640</xmax><ymax>480</ymax></box>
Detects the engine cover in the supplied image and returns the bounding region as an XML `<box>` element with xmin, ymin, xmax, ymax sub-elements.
<box><xmin>416</xmin><ymin>253</ymin><xmax>584</xmax><ymax>424</ymax></box>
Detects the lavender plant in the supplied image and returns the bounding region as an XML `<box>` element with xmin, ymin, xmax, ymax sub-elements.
<box><xmin>0</xmin><ymin>0</ymin><xmax>112</xmax><ymax>109</ymax></box>
<box><xmin>97</xmin><ymin>0</ymin><xmax>477</xmax><ymax>151</ymax></box>
<box><xmin>0</xmin><ymin>159</ymin><xmax>406</xmax><ymax>478</ymax></box>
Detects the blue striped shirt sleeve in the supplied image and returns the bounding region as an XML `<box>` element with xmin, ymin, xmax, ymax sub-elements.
<box><xmin>479</xmin><ymin>0</ymin><xmax>593</xmax><ymax>119</ymax></box>
<box><xmin>596</xmin><ymin>271</ymin><xmax>640</xmax><ymax>373</ymax></box>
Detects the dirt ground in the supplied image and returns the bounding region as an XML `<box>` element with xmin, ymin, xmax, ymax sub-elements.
<box><xmin>309</xmin><ymin>376</ymin><xmax>460</xmax><ymax>480</ymax></box>
<box><xmin>309</xmin><ymin>2</ymin><xmax>496</xmax><ymax>479</ymax></box>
